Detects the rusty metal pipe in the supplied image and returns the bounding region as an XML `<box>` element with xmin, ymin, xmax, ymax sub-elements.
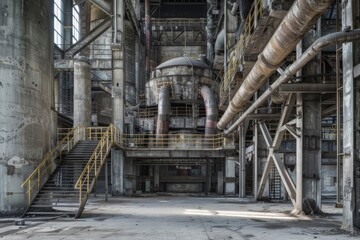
<box><xmin>224</xmin><ymin>29</ymin><xmax>360</xmax><ymax>135</ymax></box>
<box><xmin>217</xmin><ymin>0</ymin><xmax>334</xmax><ymax>130</ymax></box>
<box><xmin>200</xmin><ymin>85</ymin><xmax>218</xmax><ymax>136</ymax></box>
<box><xmin>156</xmin><ymin>86</ymin><xmax>171</xmax><ymax>136</ymax></box>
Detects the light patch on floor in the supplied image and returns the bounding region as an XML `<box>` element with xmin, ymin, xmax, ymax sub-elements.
<box><xmin>0</xmin><ymin>196</ymin><xmax>356</xmax><ymax>240</ymax></box>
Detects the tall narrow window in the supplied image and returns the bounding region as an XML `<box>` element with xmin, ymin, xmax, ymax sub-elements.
<box><xmin>54</xmin><ymin>0</ymin><xmax>64</xmax><ymax>48</ymax></box>
<box><xmin>72</xmin><ymin>4</ymin><xmax>80</xmax><ymax>43</ymax></box>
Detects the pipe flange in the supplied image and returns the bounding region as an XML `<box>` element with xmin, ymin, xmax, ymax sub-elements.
<box><xmin>258</xmin><ymin>53</ymin><xmax>282</xmax><ymax>71</ymax></box>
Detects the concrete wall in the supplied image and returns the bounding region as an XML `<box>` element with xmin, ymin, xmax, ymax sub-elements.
<box><xmin>0</xmin><ymin>0</ymin><xmax>52</xmax><ymax>215</ymax></box>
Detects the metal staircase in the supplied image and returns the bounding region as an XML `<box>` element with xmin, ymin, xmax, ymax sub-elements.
<box><xmin>22</xmin><ymin>125</ymin><xmax>113</xmax><ymax>219</ymax></box>
<box><xmin>23</xmin><ymin>140</ymin><xmax>98</xmax><ymax>218</ymax></box>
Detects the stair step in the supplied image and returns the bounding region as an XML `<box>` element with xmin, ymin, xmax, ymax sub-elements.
<box><xmin>25</xmin><ymin>212</ymin><xmax>76</xmax><ymax>216</ymax></box>
<box><xmin>33</xmin><ymin>199</ymin><xmax>79</xmax><ymax>203</ymax></box>
<box><xmin>30</xmin><ymin>204</ymin><xmax>80</xmax><ymax>208</ymax></box>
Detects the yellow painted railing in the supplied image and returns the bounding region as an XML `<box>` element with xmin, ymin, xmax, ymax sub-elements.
<box><xmin>85</xmin><ymin>127</ymin><xmax>109</xmax><ymax>140</ymax></box>
<box><xmin>114</xmin><ymin>132</ymin><xmax>224</xmax><ymax>150</ymax></box>
<box><xmin>21</xmin><ymin>125</ymin><xmax>81</xmax><ymax>206</ymax></box>
<box><xmin>138</xmin><ymin>106</ymin><xmax>207</xmax><ymax>118</ymax></box>
<box><xmin>74</xmin><ymin>124</ymin><xmax>114</xmax><ymax>218</ymax></box>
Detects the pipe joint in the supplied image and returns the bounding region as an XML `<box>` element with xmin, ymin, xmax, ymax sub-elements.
<box><xmin>258</xmin><ymin>53</ymin><xmax>281</xmax><ymax>72</ymax></box>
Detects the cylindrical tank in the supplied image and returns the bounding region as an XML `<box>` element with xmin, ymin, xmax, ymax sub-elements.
<box><xmin>145</xmin><ymin>57</ymin><xmax>218</xmax><ymax>106</ymax></box>
<box><xmin>0</xmin><ymin>0</ymin><xmax>52</xmax><ymax>214</ymax></box>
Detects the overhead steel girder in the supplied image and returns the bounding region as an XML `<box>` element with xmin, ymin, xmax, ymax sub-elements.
<box><xmin>88</xmin><ymin>0</ymin><xmax>112</xmax><ymax>15</ymax></box>
<box><xmin>65</xmin><ymin>18</ymin><xmax>112</xmax><ymax>57</ymax></box>
<box><xmin>278</xmin><ymin>83</ymin><xmax>336</xmax><ymax>93</ymax></box>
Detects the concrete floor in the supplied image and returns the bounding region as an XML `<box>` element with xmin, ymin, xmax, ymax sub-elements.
<box><xmin>0</xmin><ymin>196</ymin><xmax>356</xmax><ymax>240</ymax></box>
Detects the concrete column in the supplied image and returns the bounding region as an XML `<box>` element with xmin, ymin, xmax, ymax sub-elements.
<box><xmin>295</xmin><ymin>93</ymin><xmax>303</xmax><ymax>213</ymax></box>
<box><xmin>111</xmin><ymin>148</ymin><xmax>124</xmax><ymax>195</ymax></box>
<box><xmin>239</xmin><ymin>123</ymin><xmax>246</xmax><ymax>198</ymax></box>
<box><xmin>205</xmin><ymin>159</ymin><xmax>210</xmax><ymax>195</ymax></box>
<box><xmin>73</xmin><ymin>59</ymin><xmax>92</xmax><ymax>127</ymax></box>
<box><xmin>124</xmin><ymin>158</ymin><xmax>134</xmax><ymax>194</ymax></box>
<box><xmin>0</xmin><ymin>0</ymin><xmax>52</xmax><ymax>215</ymax></box>
<box><xmin>225</xmin><ymin>157</ymin><xmax>236</xmax><ymax>195</ymax></box>
<box><xmin>253</xmin><ymin>120</ymin><xmax>259</xmax><ymax>200</ymax></box>
<box><xmin>154</xmin><ymin>165</ymin><xmax>160</xmax><ymax>192</ymax></box>
<box><xmin>301</xmin><ymin>26</ymin><xmax>322</xmax><ymax>208</ymax></box>
<box><xmin>341</xmin><ymin>0</ymin><xmax>360</xmax><ymax>231</ymax></box>
<box><xmin>217</xmin><ymin>171</ymin><xmax>224</xmax><ymax>194</ymax></box>
<box><xmin>112</xmin><ymin>0</ymin><xmax>125</xmax><ymax>132</ymax></box>
<box><xmin>301</xmin><ymin>86</ymin><xmax>322</xmax><ymax>206</ymax></box>
<box><xmin>79</xmin><ymin>0</ymin><xmax>91</xmax><ymax>55</ymax></box>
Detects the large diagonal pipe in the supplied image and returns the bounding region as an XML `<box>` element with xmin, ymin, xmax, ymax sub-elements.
<box><xmin>217</xmin><ymin>0</ymin><xmax>334</xmax><ymax>130</ymax></box>
<box><xmin>223</xmin><ymin>29</ymin><xmax>360</xmax><ymax>135</ymax></box>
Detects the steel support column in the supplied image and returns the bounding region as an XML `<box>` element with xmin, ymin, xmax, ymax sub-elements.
<box><xmin>341</xmin><ymin>0</ymin><xmax>360</xmax><ymax>231</ymax></box>
<box><xmin>294</xmin><ymin>93</ymin><xmax>303</xmax><ymax>214</ymax></box>
<box><xmin>239</xmin><ymin>122</ymin><xmax>246</xmax><ymax>197</ymax></box>
<box><xmin>111</xmin><ymin>0</ymin><xmax>126</xmax><ymax>195</ymax></box>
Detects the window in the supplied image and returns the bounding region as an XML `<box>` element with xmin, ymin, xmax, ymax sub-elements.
<box><xmin>72</xmin><ymin>5</ymin><xmax>80</xmax><ymax>43</ymax></box>
<box><xmin>54</xmin><ymin>0</ymin><xmax>64</xmax><ymax>48</ymax></box>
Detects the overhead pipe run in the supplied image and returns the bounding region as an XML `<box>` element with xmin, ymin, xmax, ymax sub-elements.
<box><xmin>145</xmin><ymin>0</ymin><xmax>152</xmax><ymax>80</ymax></box>
<box><xmin>217</xmin><ymin>0</ymin><xmax>334</xmax><ymax>130</ymax></box>
<box><xmin>223</xmin><ymin>29</ymin><xmax>360</xmax><ymax>135</ymax></box>
<box><xmin>200</xmin><ymin>85</ymin><xmax>218</xmax><ymax>136</ymax></box>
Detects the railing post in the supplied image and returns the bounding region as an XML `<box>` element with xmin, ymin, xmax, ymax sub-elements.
<box><xmin>37</xmin><ymin>169</ymin><xmax>40</xmax><ymax>191</ymax></box>
<box><xmin>28</xmin><ymin>180</ymin><xmax>31</xmax><ymax>206</ymax></box>
<box><xmin>100</xmin><ymin>144</ymin><xmax>103</xmax><ymax>160</ymax></box>
<box><xmin>79</xmin><ymin>179</ymin><xmax>82</xmax><ymax>204</ymax></box>
<box><xmin>87</xmin><ymin>165</ymin><xmax>90</xmax><ymax>192</ymax></box>
<box><xmin>95</xmin><ymin>153</ymin><xmax>97</xmax><ymax>173</ymax></box>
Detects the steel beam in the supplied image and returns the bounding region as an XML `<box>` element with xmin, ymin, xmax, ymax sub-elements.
<box><xmin>273</xmin><ymin>94</ymin><xmax>295</xmax><ymax>149</ymax></box>
<box><xmin>88</xmin><ymin>0</ymin><xmax>111</xmax><ymax>15</ymax></box>
<box><xmin>322</xmin><ymin>105</ymin><xmax>337</xmax><ymax>117</ymax></box>
<box><xmin>278</xmin><ymin>83</ymin><xmax>336</xmax><ymax>93</ymax></box>
<box><xmin>258</xmin><ymin>121</ymin><xmax>273</xmax><ymax>148</ymax></box>
<box><xmin>65</xmin><ymin>18</ymin><xmax>112</xmax><ymax>57</ymax></box>
<box><xmin>54</xmin><ymin>59</ymin><xmax>112</xmax><ymax>70</ymax></box>
<box><xmin>256</xmin><ymin>154</ymin><xmax>274</xmax><ymax>199</ymax></box>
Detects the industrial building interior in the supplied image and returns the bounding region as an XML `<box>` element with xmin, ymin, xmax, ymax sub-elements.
<box><xmin>1</xmin><ymin>0</ymin><xmax>360</xmax><ymax>239</ymax></box>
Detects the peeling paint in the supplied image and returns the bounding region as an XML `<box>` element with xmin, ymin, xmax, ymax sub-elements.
<box><xmin>8</xmin><ymin>156</ymin><xmax>29</xmax><ymax>168</ymax></box>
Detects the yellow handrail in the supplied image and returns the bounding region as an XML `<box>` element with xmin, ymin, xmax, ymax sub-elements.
<box><xmin>74</xmin><ymin>124</ymin><xmax>114</xmax><ymax>216</ymax></box>
<box><xmin>114</xmin><ymin>133</ymin><xmax>224</xmax><ymax>150</ymax></box>
<box><xmin>21</xmin><ymin>125</ymin><xmax>81</xmax><ymax>206</ymax></box>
